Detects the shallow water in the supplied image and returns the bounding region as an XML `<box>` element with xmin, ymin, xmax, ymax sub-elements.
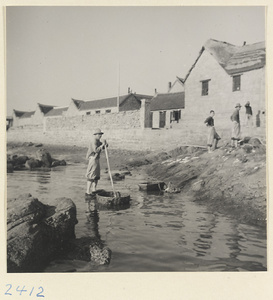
<box><xmin>7</xmin><ymin>164</ymin><xmax>267</xmax><ymax>272</ymax></box>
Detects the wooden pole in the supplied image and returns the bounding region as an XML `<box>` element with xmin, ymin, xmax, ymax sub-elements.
<box><xmin>105</xmin><ymin>146</ymin><xmax>117</xmax><ymax>198</ymax></box>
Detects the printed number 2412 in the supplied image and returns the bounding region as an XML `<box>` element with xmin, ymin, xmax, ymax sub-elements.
<box><xmin>5</xmin><ymin>285</ymin><xmax>45</xmax><ymax>297</ymax></box>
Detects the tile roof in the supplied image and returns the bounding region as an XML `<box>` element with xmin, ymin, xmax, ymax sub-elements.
<box><xmin>74</xmin><ymin>93</ymin><xmax>152</xmax><ymax>111</ymax></box>
<box><xmin>13</xmin><ymin>109</ymin><xmax>35</xmax><ymax>118</ymax></box>
<box><xmin>38</xmin><ymin>103</ymin><xmax>55</xmax><ymax>114</ymax></box>
<box><xmin>150</xmin><ymin>92</ymin><xmax>185</xmax><ymax>111</ymax></box>
<box><xmin>184</xmin><ymin>39</ymin><xmax>265</xmax><ymax>82</ymax></box>
<box><xmin>45</xmin><ymin>107</ymin><xmax>68</xmax><ymax>117</ymax></box>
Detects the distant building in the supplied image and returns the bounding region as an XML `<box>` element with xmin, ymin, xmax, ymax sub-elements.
<box><xmin>45</xmin><ymin>106</ymin><xmax>68</xmax><ymax>118</ymax></box>
<box><xmin>168</xmin><ymin>77</ymin><xmax>184</xmax><ymax>93</ymax></box>
<box><xmin>6</xmin><ymin>116</ymin><xmax>13</xmax><ymax>130</ymax></box>
<box><xmin>150</xmin><ymin>92</ymin><xmax>185</xmax><ymax>129</ymax></box>
<box><xmin>65</xmin><ymin>93</ymin><xmax>153</xmax><ymax>116</ymax></box>
<box><xmin>182</xmin><ymin>39</ymin><xmax>265</xmax><ymax>129</ymax></box>
<box><xmin>12</xmin><ymin>109</ymin><xmax>35</xmax><ymax>127</ymax></box>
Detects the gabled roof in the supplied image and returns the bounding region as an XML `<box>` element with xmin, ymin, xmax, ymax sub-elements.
<box><xmin>13</xmin><ymin>109</ymin><xmax>35</xmax><ymax>118</ymax></box>
<box><xmin>37</xmin><ymin>103</ymin><xmax>55</xmax><ymax>114</ymax></box>
<box><xmin>150</xmin><ymin>92</ymin><xmax>185</xmax><ymax>111</ymax></box>
<box><xmin>71</xmin><ymin>98</ymin><xmax>84</xmax><ymax>108</ymax></box>
<box><xmin>73</xmin><ymin>93</ymin><xmax>152</xmax><ymax>111</ymax></box>
<box><xmin>184</xmin><ymin>39</ymin><xmax>265</xmax><ymax>82</ymax></box>
<box><xmin>45</xmin><ymin>107</ymin><xmax>68</xmax><ymax>117</ymax></box>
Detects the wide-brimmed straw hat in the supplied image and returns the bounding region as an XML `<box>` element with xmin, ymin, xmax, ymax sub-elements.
<box><xmin>93</xmin><ymin>128</ymin><xmax>104</xmax><ymax>135</ymax></box>
<box><xmin>235</xmin><ymin>103</ymin><xmax>242</xmax><ymax>108</ymax></box>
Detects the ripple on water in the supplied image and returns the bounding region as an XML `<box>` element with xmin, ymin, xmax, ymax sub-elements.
<box><xmin>7</xmin><ymin>164</ymin><xmax>267</xmax><ymax>272</ymax></box>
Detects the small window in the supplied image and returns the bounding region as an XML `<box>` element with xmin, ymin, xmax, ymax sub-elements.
<box><xmin>201</xmin><ymin>80</ymin><xmax>210</xmax><ymax>96</ymax></box>
<box><xmin>95</xmin><ymin>110</ymin><xmax>100</xmax><ymax>114</ymax></box>
<box><xmin>106</xmin><ymin>109</ymin><xmax>111</xmax><ymax>113</ymax></box>
<box><xmin>86</xmin><ymin>112</ymin><xmax>91</xmax><ymax>115</ymax></box>
<box><xmin>233</xmin><ymin>75</ymin><xmax>241</xmax><ymax>91</ymax></box>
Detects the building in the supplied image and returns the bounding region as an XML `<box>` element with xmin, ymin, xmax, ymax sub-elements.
<box><xmin>12</xmin><ymin>109</ymin><xmax>35</xmax><ymax>127</ymax></box>
<box><xmin>65</xmin><ymin>93</ymin><xmax>153</xmax><ymax>116</ymax></box>
<box><xmin>150</xmin><ymin>92</ymin><xmax>185</xmax><ymax>129</ymax></box>
<box><xmin>182</xmin><ymin>39</ymin><xmax>265</xmax><ymax>131</ymax></box>
<box><xmin>168</xmin><ymin>77</ymin><xmax>184</xmax><ymax>93</ymax></box>
<box><xmin>45</xmin><ymin>106</ymin><xmax>68</xmax><ymax>118</ymax></box>
<box><xmin>6</xmin><ymin>116</ymin><xmax>13</xmax><ymax>130</ymax></box>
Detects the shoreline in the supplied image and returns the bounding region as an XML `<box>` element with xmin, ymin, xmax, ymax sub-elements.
<box><xmin>6</xmin><ymin>141</ymin><xmax>267</xmax><ymax>228</ymax></box>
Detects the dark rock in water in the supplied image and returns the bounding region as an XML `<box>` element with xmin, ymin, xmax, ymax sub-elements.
<box><xmin>51</xmin><ymin>159</ymin><xmax>66</xmax><ymax>167</ymax></box>
<box><xmin>25</xmin><ymin>158</ymin><xmax>42</xmax><ymax>170</ymax></box>
<box><xmin>7</xmin><ymin>194</ymin><xmax>78</xmax><ymax>272</ymax></box>
<box><xmin>36</xmin><ymin>149</ymin><xmax>52</xmax><ymax>167</ymax></box>
<box><xmin>35</xmin><ymin>143</ymin><xmax>43</xmax><ymax>147</ymax></box>
<box><xmin>7</xmin><ymin>162</ymin><xmax>13</xmax><ymax>173</ymax></box>
<box><xmin>14</xmin><ymin>155</ymin><xmax>29</xmax><ymax>166</ymax></box>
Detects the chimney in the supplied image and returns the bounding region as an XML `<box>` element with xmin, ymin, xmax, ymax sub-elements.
<box><xmin>155</xmin><ymin>88</ymin><xmax>157</xmax><ymax>94</ymax></box>
<box><xmin>128</xmin><ymin>87</ymin><xmax>130</xmax><ymax>94</ymax></box>
<box><xmin>168</xmin><ymin>82</ymin><xmax>172</xmax><ymax>91</ymax></box>
<box><xmin>243</xmin><ymin>41</ymin><xmax>246</xmax><ymax>46</ymax></box>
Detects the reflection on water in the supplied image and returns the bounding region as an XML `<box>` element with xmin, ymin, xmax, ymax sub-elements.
<box><xmin>7</xmin><ymin>164</ymin><xmax>267</xmax><ymax>272</ymax></box>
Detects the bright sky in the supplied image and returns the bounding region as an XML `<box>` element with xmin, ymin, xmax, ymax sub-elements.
<box><xmin>6</xmin><ymin>6</ymin><xmax>265</xmax><ymax>116</ymax></box>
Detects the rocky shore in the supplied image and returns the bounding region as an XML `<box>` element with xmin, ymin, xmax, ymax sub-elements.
<box><xmin>7</xmin><ymin>137</ymin><xmax>267</xmax><ymax>265</ymax></box>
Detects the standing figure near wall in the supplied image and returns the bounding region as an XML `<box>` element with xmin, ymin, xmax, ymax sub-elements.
<box><xmin>85</xmin><ymin>128</ymin><xmax>108</xmax><ymax>198</ymax></box>
<box><xmin>204</xmin><ymin>110</ymin><xmax>221</xmax><ymax>153</ymax></box>
<box><xmin>245</xmin><ymin>101</ymin><xmax>253</xmax><ymax>127</ymax></box>
<box><xmin>230</xmin><ymin>103</ymin><xmax>242</xmax><ymax>148</ymax></box>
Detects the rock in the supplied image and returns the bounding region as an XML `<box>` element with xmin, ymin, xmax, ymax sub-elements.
<box><xmin>35</xmin><ymin>143</ymin><xmax>43</xmax><ymax>147</ymax></box>
<box><xmin>7</xmin><ymin>163</ymin><xmax>13</xmax><ymax>173</ymax></box>
<box><xmin>25</xmin><ymin>158</ymin><xmax>42</xmax><ymax>170</ymax></box>
<box><xmin>36</xmin><ymin>149</ymin><xmax>52</xmax><ymax>167</ymax></box>
<box><xmin>7</xmin><ymin>194</ymin><xmax>78</xmax><ymax>272</ymax></box>
<box><xmin>13</xmin><ymin>155</ymin><xmax>29</xmax><ymax>166</ymax></box>
<box><xmin>249</xmin><ymin>137</ymin><xmax>262</xmax><ymax>147</ymax></box>
<box><xmin>242</xmin><ymin>136</ymin><xmax>251</xmax><ymax>143</ymax></box>
<box><xmin>108</xmin><ymin>173</ymin><xmax>125</xmax><ymax>181</ymax></box>
<box><xmin>242</xmin><ymin>144</ymin><xmax>253</xmax><ymax>153</ymax></box>
<box><xmin>90</xmin><ymin>244</ymin><xmax>112</xmax><ymax>265</ymax></box>
<box><xmin>51</xmin><ymin>159</ymin><xmax>67</xmax><ymax>167</ymax></box>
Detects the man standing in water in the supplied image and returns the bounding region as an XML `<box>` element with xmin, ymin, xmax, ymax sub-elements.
<box><xmin>204</xmin><ymin>110</ymin><xmax>221</xmax><ymax>153</ymax></box>
<box><xmin>85</xmin><ymin>128</ymin><xmax>108</xmax><ymax>197</ymax></box>
<box><xmin>230</xmin><ymin>103</ymin><xmax>241</xmax><ymax>148</ymax></box>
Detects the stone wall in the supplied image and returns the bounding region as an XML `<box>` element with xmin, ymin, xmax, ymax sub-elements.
<box><xmin>45</xmin><ymin>110</ymin><xmax>141</xmax><ymax>132</ymax></box>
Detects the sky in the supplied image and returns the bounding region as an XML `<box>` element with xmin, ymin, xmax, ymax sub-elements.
<box><xmin>6</xmin><ymin>6</ymin><xmax>265</xmax><ymax>116</ymax></box>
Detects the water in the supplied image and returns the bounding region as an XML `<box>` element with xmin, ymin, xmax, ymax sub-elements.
<box><xmin>7</xmin><ymin>164</ymin><xmax>267</xmax><ymax>272</ymax></box>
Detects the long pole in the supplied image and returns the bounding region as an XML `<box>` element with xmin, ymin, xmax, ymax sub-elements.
<box><xmin>117</xmin><ymin>62</ymin><xmax>120</xmax><ymax>112</ymax></box>
<box><xmin>105</xmin><ymin>146</ymin><xmax>117</xmax><ymax>197</ymax></box>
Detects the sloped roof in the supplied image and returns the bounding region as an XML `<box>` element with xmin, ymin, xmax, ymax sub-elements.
<box><xmin>150</xmin><ymin>92</ymin><xmax>185</xmax><ymax>111</ymax></box>
<box><xmin>38</xmin><ymin>103</ymin><xmax>55</xmax><ymax>114</ymax></box>
<box><xmin>71</xmin><ymin>98</ymin><xmax>84</xmax><ymax>108</ymax></box>
<box><xmin>13</xmin><ymin>109</ymin><xmax>35</xmax><ymax>118</ymax></box>
<box><xmin>184</xmin><ymin>39</ymin><xmax>265</xmax><ymax>82</ymax></box>
<box><xmin>45</xmin><ymin>107</ymin><xmax>68</xmax><ymax>117</ymax></box>
<box><xmin>73</xmin><ymin>93</ymin><xmax>152</xmax><ymax>111</ymax></box>
<box><xmin>224</xmin><ymin>41</ymin><xmax>265</xmax><ymax>75</ymax></box>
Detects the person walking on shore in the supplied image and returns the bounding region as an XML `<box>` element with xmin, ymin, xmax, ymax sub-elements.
<box><xmin>245</xmin><ymin>101</ymin><xmax>253</xmax><ymax>127</ymax></box>
<box><xmin>230</xmin><ymin>103</ymin><xmax>241</xmax><ymax>148</ymax></box>
<box><xmin>204</xmin><ymin>110</ymin><xmax>221</xmax><ymax>153</ymax></box>
<box><xmin>85</xmin><ymin>128</ymin><xmax>108</xmax><ymax>197</ymax></box>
